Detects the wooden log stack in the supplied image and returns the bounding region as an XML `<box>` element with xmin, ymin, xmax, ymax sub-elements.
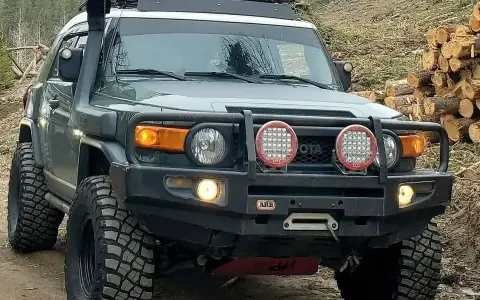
<box><xmin>354</xmin><ymin>3</ymin><xmax>480</xmax><ymax>144</ymax></box>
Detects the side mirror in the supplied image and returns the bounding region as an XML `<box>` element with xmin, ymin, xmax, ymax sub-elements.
<box><xmin>58</xmin><ymin>47</ymin><xmax>83</xmax><ymax>82</ymax></box>
<box><xmin>333</xmin><ymin>61</ymin><xmax>353</xmax><ymax>91</ymax></box>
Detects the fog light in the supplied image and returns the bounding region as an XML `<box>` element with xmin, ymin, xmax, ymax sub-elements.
<box><xmin>196</xmin><ymin>179</ymin><xmax>219</xmax><ymax>203</ymax></box>
<box><xmin>398</xmin><ymin>185</ymin><xmax>415</xmax><ymax>207</ymax></box>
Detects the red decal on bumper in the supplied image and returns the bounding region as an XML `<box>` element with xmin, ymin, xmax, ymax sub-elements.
<box><xmin>212</xmin><ymin>257</ymin><xmax>319</xmax><ymax>275</ymax></box>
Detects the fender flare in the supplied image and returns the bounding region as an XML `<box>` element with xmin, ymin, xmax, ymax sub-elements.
<box><xmin>19</xmin><ymin>118</ymin><xmax>44</xmax><ymax>166</ymax></box>
<box><xmin>77</xmin><ymin>136</ymin><xmax>128</xmax><ymax>201</ymax></box>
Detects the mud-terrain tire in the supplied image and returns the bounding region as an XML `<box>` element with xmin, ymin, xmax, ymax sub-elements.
<box><xmin>7</xmin><ymin>142</ymin><xmax>65</xmax><ymax>253</ymax></box>
<box><xmin>65</xmin><ymin>175</ymin><xmax>155</xmax><ymax>300</ymax></box>
<box><xmin>335</xmin><ymin>220</ymin><xmax>442</xmax><ymax>300</ymax></box>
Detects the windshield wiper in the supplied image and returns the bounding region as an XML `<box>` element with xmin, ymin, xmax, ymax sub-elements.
<box><xmin>258</xmin><ymin>74</ymin><xmax>336</xmax><ymax>90</ymax></box>
<box><xmin>116</xmin><ymin>69</ymin><xmax>189</xmax><ymax>81</ymax></box>
<box><xmin>184</xmin><ymin>71</ymin><xmax>260</xmax><ymax>83</ymax></box>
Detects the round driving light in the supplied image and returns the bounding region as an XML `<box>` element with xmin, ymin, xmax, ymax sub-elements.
<box><xmin>196</xmin><ymin>179</ymin><xmax>219</xmax><ymax>202</ymax></box>
<box><xmin>61</xmin><ymin>48</ymin><xmax>72</xmax><ymax>60</ymax></box>
<box><xmin>191</xmin><ymin>128</ymin><xmax>226</xmax><ymax>165</ymax></box>
<box><xmin>255</xmin><ymin>121</ymin><xmax>298</xmax><ymax>168</ymax></box>
<box><xmin>335</xmin><ymin>124</ymin><xmax>377</xmax><ymax>171</ymax></box>
<box><xmin>344</xmin><ymin>62</ymin><xmax>353</xmax><ymax>73</ymax></box>
<box><xmin>374</xmin><ymin>134</ymin><xmax>400</xmax><ymax>168</ymax></box>
<box><xmin>398</xmin><ymin>185</ymin><xmax>415</xmax><ymax>207</ymax></box>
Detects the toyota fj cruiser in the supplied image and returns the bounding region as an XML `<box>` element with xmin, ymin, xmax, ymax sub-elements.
<box><xmin>7</xmin><ymin>0</ymin><xmax>453</xmax><ymax>299</ymax></box>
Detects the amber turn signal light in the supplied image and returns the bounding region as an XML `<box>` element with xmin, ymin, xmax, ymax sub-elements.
<box><xmin>135</xmin><ymin>125</ymin><xmax>189</xmax><ymax>152</ymax></box>
<box><xmin>400</xmin><ymin>135</ymin><xmax>425</xmax><ymax>158</ymax></box>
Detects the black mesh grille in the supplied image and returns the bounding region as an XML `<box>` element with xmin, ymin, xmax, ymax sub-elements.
<box><xmin>293</xmin><ymin>136</ymin><xmax>335</xmax><ymax>165</ymax></box>
<box><xmin>226</xmin><ymin>106</ymin><xmax>355</xmax><ymax>118</ymax></box>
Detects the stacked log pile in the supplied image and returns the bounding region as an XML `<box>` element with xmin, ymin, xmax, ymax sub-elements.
<box><xmin>352</xmin><ymin>3</ymin><xmax>480</xmax><ymax>144</ymax></box>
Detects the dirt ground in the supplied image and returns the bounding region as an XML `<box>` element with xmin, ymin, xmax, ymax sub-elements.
<box><xmin>0</xmin><ymin>85</ymin><xmax>477</xmax><ymax>300</ymax></box>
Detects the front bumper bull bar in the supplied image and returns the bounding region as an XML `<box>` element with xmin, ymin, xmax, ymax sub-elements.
<box><xmin>109</xmin><ymin>111</ymin><xmax>452</xmax><ymax>251</ymax></box>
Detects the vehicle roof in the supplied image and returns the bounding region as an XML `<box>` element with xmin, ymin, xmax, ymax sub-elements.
<box><xmin>59</xmin><ymin>8</ymin><xmax>317</xmax><ymax>35</ymax></box>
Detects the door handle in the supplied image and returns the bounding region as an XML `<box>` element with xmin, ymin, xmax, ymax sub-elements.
<box><xmin>49</xmin><ymin>94</ymin><xmax>59</xmax><ymax>109</ymax></box>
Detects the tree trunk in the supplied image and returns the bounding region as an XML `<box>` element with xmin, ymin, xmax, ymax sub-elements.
<box><xmin>426</xmin><ymin>28</ymin><xmax>439</xmax><ymax>47</ymax></box>
<box><xmin>437</xmin><ymin>54</ymin><xmax>450</xmax><ymax>72</ymax></box>
<box><xmin>449</xmin><ymin>57</ymin><xmax>480</xmax><ymax>72</ymax></box>
<box><xmin>449</xmin><ymin>36</ymin><xmax>480</xmax><ymax>58</ymax></box>
<box><xmin>423</xmin><ymin>96</ymin><xmax>459</xmax><ymax>115</ymax></box>
<box><xmin>460</xmin><ymin>69</ymin><xmax>473</xmax><ymax>80</ymax></box>
<box><xmin>473</xmin><ymin>64</ymin><xmax>480</xmax><ymax>79</ymax></box>
<box><xmin>350</xmin><ymin>91</ymin><xmax>377</xmax><ymax>102</ymax></box>
<box><xmin>407</xmin><ymin>70</ymin><xmax>432</xmax><ymax>87</ymax></box>
<box><xmin>422</xmin><ymin>48</ymin><xmax>439</xmax><ymax>70</ymax></box>
<box><xmin>375</xmin><ymin>90</ymin><xmax>387</xmax><ymax>102</ymax></box>
<box><xmin>413</xmin><ymin>86</ymin><xmax>436</xmax><ymax>99</ymax></box>
<box><xmin>417</xmin><ymin>131</ymin><xmax>440</xmax><ymax>144</ymax></box>
<box><xmin>458</xmin><ymin>98</ymin><xmax>479</xmax><ymax>118</ymax></box>
<box><xmin>455</xmin><ymin>25</ymin><xmax>473</xmax><ymax>36</ymax></box>
<box><xmin>470</xmin><ymin>15</ymin><xmax>480</xmax><ymax>33</ymax></box>
<box><xmin>468</xmin><ymin>122</ymin><xmax>480</xmax><ymax>142</ymax></box>
<box><xmin>441</xmin><ymin>42</ymin><xmax>453</xmax><ymax>59</ymax></box>
<box><xmin>432</xmin><ymin>71</ymin><xmax>447</xmax><ymax>87</ymax></box>
<box><xmin>473</xmin><ymin>2</ymin><xmax>480</xmax><ymax>21</ymax></box>
<box><xmin>440</xmin><ymin>114</ymin><xmax>456</xmax><ymax>125</ymax></box>
<box><xmin>462</xmin><ymin>79</ymin><xmax>480</xmax><ymax>99</ymax></box>
<box><xmin>436</xmin><ymin>26</ymin><xmax>455</xmax><ymax>44</ymax></box>
<box><xmin>384</xmin><ymin>95</ymin><xmax>415</xmax><ymax>108</ymax></box>
<box><xmin>386</xmin><ymin>82</ymin><xmax>414</xmax><ymax>97</ymax></box>
<box><xmin>395</xmin><ymin>105</ymin><xmax>413</xmax><ymax>116</ymax></box>
<box><xmin>412</xmin><ymin>101</ymin><xmax>424</xmax><ymax>120</ymax></box>
<box><xmin>444</xmin><ymin>118</ymin><xmax>478</xmax><ymax>142</ymax></box>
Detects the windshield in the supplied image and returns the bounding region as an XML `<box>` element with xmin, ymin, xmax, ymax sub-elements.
<box><xmin>106</xmin><ymin>17</ymin><xmax>337</xmax><ymax>86</ymax></box>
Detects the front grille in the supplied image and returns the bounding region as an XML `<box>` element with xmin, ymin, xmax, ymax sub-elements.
<box><xmin>292</xmin><ymin>136</ymin><xmax>335</xmax><ymax>165</ymax></box>
<box><xmin>226</xmin><ymin>106</ymin><xmax>355</xmax><ymax>118</ymax></box>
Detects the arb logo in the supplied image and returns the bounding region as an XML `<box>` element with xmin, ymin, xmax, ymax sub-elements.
<box><xmin>257</xmin><ymin>200</ymin><xmax>276</xmax><ymax>211</ymax></box>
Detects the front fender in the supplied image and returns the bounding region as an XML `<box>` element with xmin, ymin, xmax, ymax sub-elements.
<box><xmin>19</xmin><ymin>118</ymin><xmax>43</xmax><ymax>166</ymax></box>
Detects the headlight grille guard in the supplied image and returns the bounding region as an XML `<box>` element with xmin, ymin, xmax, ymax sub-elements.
<box><xmin>125</xmin><ymin>110</ymin><xmax>450</xmax><ymax>184</ymax></box>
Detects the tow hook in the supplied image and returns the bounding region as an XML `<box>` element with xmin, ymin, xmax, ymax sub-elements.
<box><xmin>339</xmin><ymin>250</ymin><xmax>361</xmax><ymax>273</ymax></box>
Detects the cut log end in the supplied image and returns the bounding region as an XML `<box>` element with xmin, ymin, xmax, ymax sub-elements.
<box><xmin>462</xmin><ymin>79</ymin><xmax>480</xmax><ymax>99</ymax></box>
<box><xmin>438</xmin><ymin>55</ymin><xmax>450</xmax><ymax>72</ymax></box>
<box><xmin>468</xmin><ymin>122</ymin><xmax>480</xmax><ymax>142</ymax></box>
<box><xmin>474</xmin><ymin>2</ymin><xmax>480</xmax><ymax>22</ymax></box>
<box><xmin>470</xmin><ymin>15</ymin><xmax>480</xmax><ymax>32</ymax></box>
<box><xmin>459</xmin><ymin>98</ymin><xmax>476</xmax><ymax>118</ymax></box>
<box><xmin>426</xmin><ymin>29</ymin><xmax>438</xmax><ymax>47</ymax></box>
<box><xmin>436</xmin><ymin>27</ymin><xmax>454</xmax><ymax>44</ymax></box>
<box><xmin>423</xmin><ymin>48</ymin><xmax>439</xmax><ymax>70</ymax></box>
<box><xmin>444</xmin><ymin>118</ymin><xmax>477</xmax><ymax>142</ymax></box>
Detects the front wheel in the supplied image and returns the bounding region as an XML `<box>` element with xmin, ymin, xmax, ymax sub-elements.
<box><xmin>335</xmin><ymin>220</ymin><xmax>442</xmax><ymax>300</ymax></box>
<box><xmin>65</xmin><ymin>175</ymin><xmax>155</xmax><ymax>300</ymax></box>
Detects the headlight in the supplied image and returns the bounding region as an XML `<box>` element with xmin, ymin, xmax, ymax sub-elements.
<box><xmin>190</xmin><ymin>128</ymin><xmax>226</xmax><ymax>165</ymax></box>
<box><xmin>374</xmin><ymin>134</ymin><xmax>400</xmax><ymax>168</ymax></box>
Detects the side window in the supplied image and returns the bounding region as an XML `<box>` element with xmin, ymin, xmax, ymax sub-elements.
<box><xmin>49</xmin><ymin>35</ymin><xmax>79</xmax><ymax>79</ymax></box>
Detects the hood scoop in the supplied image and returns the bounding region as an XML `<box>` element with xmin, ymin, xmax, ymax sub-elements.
<box><xmin>225</xmin><ymin>106</ymin><xmax>355</xmax><ymax>118</ymax></box>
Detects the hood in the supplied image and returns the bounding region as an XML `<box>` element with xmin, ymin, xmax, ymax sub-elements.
<box><xmin>91</xmin><ymin>79</ymin><xmax>401</xmax><ymax>119</ymax></box>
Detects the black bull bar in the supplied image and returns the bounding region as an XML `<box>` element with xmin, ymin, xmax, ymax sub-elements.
<box><xmin>125</xmin><ymin>111</ymin><xmax>450</xmax><ymax>181</ymax></box>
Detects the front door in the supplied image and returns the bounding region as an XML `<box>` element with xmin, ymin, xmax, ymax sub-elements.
<box><xmin>43</xmin><ymin>32</ymin><xmax>88</xmax><ymax>200</ymax></box>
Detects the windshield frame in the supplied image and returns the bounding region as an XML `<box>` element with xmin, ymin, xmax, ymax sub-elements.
<box><xmin>102</xmin><ymin>16</ymin><xmax>343</xmax><ymax>89</ymax></box>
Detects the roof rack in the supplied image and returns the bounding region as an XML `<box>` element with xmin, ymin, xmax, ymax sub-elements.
<box><xmin>79</xmin><ymin>0</ymin><xmax>298</xmax><ymax>20</ymax></box>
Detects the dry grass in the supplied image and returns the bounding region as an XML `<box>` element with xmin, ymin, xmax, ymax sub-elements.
<box><xmin>304</xmin><ymin>0</ymin><xmax>475</xmax><ymax>90</ymax></box>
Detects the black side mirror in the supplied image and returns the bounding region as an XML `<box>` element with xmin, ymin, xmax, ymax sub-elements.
<box><xmin>333</xmin><ymin>61</ymin><xmax>353</xmax><ymax>91</ymax></box>
<box><xmin>58</xmin><ymin>47</ymin><xmax>83</xmax><ymax>82</ymax></box>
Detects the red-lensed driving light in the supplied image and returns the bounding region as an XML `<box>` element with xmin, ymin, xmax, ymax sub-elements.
<box><xmin>255</xmin><ymin>121</ymin><xmax>298</xmax><ymax>168</ymax></box>
<box><xmin>335</xmin><ymin>125</ymin><xmax>377</xmax><ymax>171</ymax></box>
